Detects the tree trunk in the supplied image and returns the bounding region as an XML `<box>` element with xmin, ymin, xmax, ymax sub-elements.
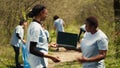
<box><xmin>114</xmin><ymin>0</ymin><xmax>120</xmax><ymax>58</ymax></box>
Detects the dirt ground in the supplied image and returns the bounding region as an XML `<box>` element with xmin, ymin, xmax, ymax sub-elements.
<box><xmin>48</xmin><ymin>47</ymin><xmax>82</xmax><ymax>68</ymax></box>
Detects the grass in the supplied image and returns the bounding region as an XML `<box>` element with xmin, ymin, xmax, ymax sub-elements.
<box><xmin>0</xmin><ymin>45</ymin><xmax>23</xmax><ymax>68</ymax></box>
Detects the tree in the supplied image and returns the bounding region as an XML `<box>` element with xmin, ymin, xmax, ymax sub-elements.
<box><xmin>114</xmin><ymin>0</ymin><xmax>120</xmax><ymax>58</ymax></box>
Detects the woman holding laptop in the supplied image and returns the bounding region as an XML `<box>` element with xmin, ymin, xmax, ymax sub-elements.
<box><xmin>76</xmin><ymin>16</ymin><xmax>108</xmax><ymax>68</ymax></box>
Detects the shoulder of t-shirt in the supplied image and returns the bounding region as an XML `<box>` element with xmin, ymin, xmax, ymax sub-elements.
<box><xmin>54</xmin><ymin>19</ymin><xmax>59</xmax><ymax>23</ymax></box>
<box><xmin>16</xmin><ymin>25</ymin><xmax>22</xmax><ymax>29</ymax></box>
<box><xmin>80</xmin><ymin>24</ymin><xmax>86</xmax><ymax>31</ymax></box>
<box><xmin>98</xmin><ymin>30</ymin><xmax>108</xmax><ymax>40</ymax></box>
<box><xmin>31</xmin><ymin>21</ymin><xmax>40</xmax><ymax>25</ymax></box>
<box><xmin>60</xmin><ymin>19</ymin><xmax>64</xmax><ymax>23</ymax></box>
<box><xmin>31</xmin><ymin>21</ymin><xmax>41</xmax><ymax>27</ymax></box>
<box><xmin>29</xmin><ymin>22</ymin><xmax>42</xmax><ymax>30</ymax></box>
<box><xmin>80</xmin><ymin>24</ymin><xmax>85</xmax><ymax>28</ymax></box>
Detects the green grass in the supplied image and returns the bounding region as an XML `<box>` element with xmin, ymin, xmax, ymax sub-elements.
<box><xmin>0</xmin><ymin>45</ymin><xmax>23</xmax><ymax>68</ymax></box>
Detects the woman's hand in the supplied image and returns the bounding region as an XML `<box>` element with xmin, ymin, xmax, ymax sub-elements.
<box><xmin>50</xmin><ymin>56</ymin><xmax>61</xmax><ymax>63</ymax></box>
<box><xmin>77</xmin><ymin>56</ymin><xmax>88</xmax><ymax>63</ymax></box>
<box><xmin>49</xmin><ymin>43</ymin><xmax>58</xmax><ymax>48</ymax></box>
<box><xmin>22</xmin><ymin>39</ymin><xmax>26</xmax><ymax>44</ymax></box>
<box><xmin>43</xmin><ymin>53</ymin><xmax>61</xmax><ymax>63</ymax></box>
<box><xmin>77</xmin><ymin>50</ymin><xmax>107</xmax><ymax>63</ymax></box>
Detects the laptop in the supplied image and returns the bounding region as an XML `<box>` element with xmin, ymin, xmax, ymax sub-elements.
<box><xmin>57</xmin><ymin>32</ymin><xmax>78</xmax><ymax>49</ymax></box>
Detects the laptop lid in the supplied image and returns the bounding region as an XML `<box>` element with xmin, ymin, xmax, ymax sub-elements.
<box><xmin>57</xmin><ymin>32</ymin><xmax>78</xmax><ymax>48</ymax></box>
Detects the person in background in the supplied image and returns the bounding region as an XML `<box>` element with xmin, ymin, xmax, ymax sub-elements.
<box><xmin>76</xmin><ymin>16</ymin><xmax>109</xmax><ymax>68</ymax></box>
<box><xmin>42</xmin><ymin>24</ymin><xmax>49</xmax><ymax>43</ymax></box>
<box><xmin>53</xmin><ymin>15</ymin><xmax>65</xmax><ymax>51</ymax></box>
<box><xmin>53</xmin><ymin>15</ymin><xmax>64</xmax><ymax>32</ymax></box>
<box><xmin>26</xmin><ymin>4</ymin><xmax>60</xmax><ymax>68</ymax></box>
<box><xmin>10</xmin><ymin>19</ymin><xmax>27</xmax><ymax>68</ymax></box>
<box><xmin>78</xmin><ymin>24</ymin><xmax>86</xmax><ymax>42</ymax></box>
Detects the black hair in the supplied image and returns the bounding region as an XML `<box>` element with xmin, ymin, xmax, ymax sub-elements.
<box><xmin>19</xmin><ymin>19</ymin><xmax>27</xmax><ymax>25</ymax></box>
<box><xmin>53</xmin><ymin>15</ymin><xmax>59</xmax><ymax>20</ymax></box>
<box><xmin>86</xmin><ymin>16</ymin><xmax>98</xmax><ymax>28</ymax></box>
<box><xmin>27</xmin><ymin>5</ymin><xmax>46</xmax><ymax>18</ymax></box>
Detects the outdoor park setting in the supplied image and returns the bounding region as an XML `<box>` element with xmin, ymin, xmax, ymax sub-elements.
<box><xmin>0</xmin><ymin>0</ymin><xmax>120</xmax><ymax>68</ymax></box>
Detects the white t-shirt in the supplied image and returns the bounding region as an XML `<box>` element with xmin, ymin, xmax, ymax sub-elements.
<box><xmin>54</xmin><ymin>18</ymin><xmax>64</xmax><ymax>32</ymax></box>
<box><xmin>80</xmin><ymin>24</ymin><xmax>86</xmax><ymax>31</ymax></box>
<box><xmin>10</xmin><ymin>25</ymin><xmax>24</xmax><ymax>47</ymax></box>
<box><xmin>44</xmin><ymin>29</ymin><xmax>49</xmax><ymax>43</ymax></box>
<box><xmin>80</xmin><ymin>30</ymin><xmax>108</xmax><ymax>68</ymax></box>
<box><xmin>44</xmin><ymin>30</ymin><xmax>49</xmax><ymax>39</ymax></box>
<box><xmin>26</xmin><ymin>22</ymin><xmax>48</xmax><ymax>68</ymax></box>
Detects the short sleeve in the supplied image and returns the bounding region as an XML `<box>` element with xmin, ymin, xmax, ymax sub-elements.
<box><xmin>80</xmin><ymin>24</ymin><xmax>86</xmax><ymax>31</ymax></box>
<box><xmin>61</xmin><ymin>19</ymin><xmax>64</xmax><ymax>24</ymax></box>
<box><xmin>29</xmin><ymin>27</ymin><xmax>40</xmax><ymax>42</ymax></box>
<box><xmin>54</xmin><ymin>21</ymin><xmax>57</xmax><ymax>27</ymax></box>
<box><xmin>97</xmin><ymin>38</ymin><xmax>108</xmax><ymax>50</ymax></box>
<box><xmin>16</xmin><ymin>26</ymin><xmax>21</xmax><ymax>34</ymax></box>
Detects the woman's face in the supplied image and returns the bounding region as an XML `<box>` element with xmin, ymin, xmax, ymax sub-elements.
<box><xmin>85</xmin><ymin>21</ymin><xmax>94</xmax><ymax>32</ymax></box>
<box><xmin>23</xmin><ymin>22</ymin><xmax>27</xmax><ymax>28</ymax></box>
<box><xmin>24</xmin><ymin>22</ymin><xmax>27</xmax><ymax>26</ymax></box>
<box><xmin>40</xmin><ymin>9</ymin><xmax>48</xmax><ymax>21</ymax></box>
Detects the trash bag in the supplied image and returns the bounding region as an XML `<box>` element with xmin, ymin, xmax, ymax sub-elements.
<box><xmin>22</xmin><ymin>44</ymin><xmax>30</xmax><ymax>68</ymax></box>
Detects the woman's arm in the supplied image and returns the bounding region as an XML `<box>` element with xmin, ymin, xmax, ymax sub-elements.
<box><xmin>30</xmin><ymin>41</ymin><xmax>60</xmax><ymax>62</ymax></box>
<box><xmin>77</xmin><ymin>50</ymin><xmax>107</xmax><ymax>63</ymax></box>
<box><xmin>87</xmin><ymin>50</ymin><xmax>107</xmax><ymax>62</ymax></box>
<box><xmin>30</xmin><ymin>42</ymin><xmax>44</xmax><ymax>57</ymax></box>
<box><xmin>16</xmin><ymin>33</ymin><xmax>26</xmax><ymax>44</ymax></box>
